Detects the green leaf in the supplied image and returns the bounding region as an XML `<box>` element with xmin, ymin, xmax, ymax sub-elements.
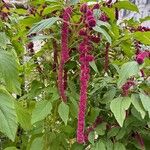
<box><xmin>43</xmin><ymin>5</ymin><xmax>61</xmax><ymax>15</ymax></box>
<box><xmin>110</xmin><ymin>97</ymin><xmax>131</xmax><ymax>127</ymax></box>
<box><xmin>95</xmin><ymin>122</ymin><xmax>107</xmax><ymax>136</ymax></box>
<box><xmin>0</xmin><ymin>87</ymin><xmax>17</xmax><ymax>141</ymax></box>
<box><xmin>29</xmin><ymin>17</ymin><xmax>59</xmax><ymax>34</ymax></box>
<box><xmin>133</xmin><ymin>32</ymin><xmax>150</xmax><ymax>45</ymax></box>
<box><xmin>90</xmin><ymin>61</ymin><xmax>99</xmax><ymax>73</ymax></box>
<box><xmin>140</xmin><ymin>93</ymin><xmax>150</xmax><ymax>118</ymax></box>
<box><xmin>114</xmin><ymin>1</ymin><xmax>139</xmax><ymax>12</ymax></box>
<box><xmin>140</xmin><ymin>16</ymin><xmax>150</xmax><ymax>23</ymax></box>
<box><xmin>0</xmin><ymin>51</ymin><xmax>20</xmax><ymax>94</ymax></box>
<box><xmin>30</xmin><ymin>137</ymin><xmax>44</xmax><ymax>150</ymax></box>
<box><xmin>4</xmin><ymin>147</ymin><xmax>17</xmax><ymax>150</ymax></box>
<box><xmin>96</xmin><ymin>20</ymin><xmax>111</xmax><ymax>29</ymax></box>
<box><xmin>15</xmin><ymin>102</ymin><xmax>32</xmax><ymax>130</ymax></box>
<box><xmin>101</xmin><ymin>7</ymin><xmax>115</xmax><ymax>21</ymax></box>
<box><xmin>88</xmin><ymin>131</ymin><xmax>95</xmax><ymax>145</ymax></box>
<box><xmin>118</xmin><ymin>61</ymin><xmax>139</xmax><ymax>87</ymax></box>
<box><xmin>31</xmin><ymin>100</ymin><xmax>52</xmax><ymax>124</ymax></box>
<box><xmin>101</xmin><ymin>87</ymin><xmax>116</xmax><ymax>104</ymax></box>
<box><xmin>131</xmin><ymin>94</ymin><xmax>146</xmax><ymax>119</ymax></box>
<box><xmin>0</xmin><ymin>32</ymin><xmax>10</xmax><ymax>49</ymax></box>
<box><xmin>93</xmin><ymin>25</ymin><xmax>112</xmax><ymax>44</ymax></box>
<box><xmin>95</xmin><ymin>141</ymin><xmax>106</xmax><ymax>150</ymax></box>
<box><xmin>70</xmin><ymin>0</ymin><xmax>79</xmax><ymax>5</ymax></box>
<box><xmin>114</xmin><ymin>142</ymin><xmax>126</xmax><ymax>150</ymax></box>
<box><xmin>58</xmin><ymin>102</ymin><xmax>69</xmax><ymax>125</ymax></box>
<box><xmin>107</xmin><ymin>127</ymin><xmax>120</xmax><ymax>138</ymax></box>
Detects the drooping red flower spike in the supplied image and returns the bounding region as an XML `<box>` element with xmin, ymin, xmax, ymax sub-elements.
<box><xmin>92</xmin><ymin>3</ymin><xmax>100</xmax><ymax>10</ymax></box>
<box><xmin>80</xmin><ymin>3</ymin><xmax>88</xmax><ymax>13</ymax></box>
<box><xmin>77</xmin><ymin>4</ymin><xmax>98</xmax><ymax>143</ymax></box>
<box><xmin>58</xmin><ymin>7</ymin><xmax>72</xmax><ymax>102</ymax></box>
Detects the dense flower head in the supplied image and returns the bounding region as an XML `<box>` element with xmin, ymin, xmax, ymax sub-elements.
<box><xmin>100</xmin><ymin>13</ymin><xmax>109</xmax><ymax>22</ymax></box>
<box><xmin>80</xmin><ymin>3</ymin><xmax>88</xmax><ymax>13</ymax></box>
<box><xmin>27</xmin><ymin>42</ymin><xmax>34</xmax><ymax>50</ymax></box>
<box><xmin>86</xmin><ymin>10</ymin><xmax>93</xmax><ymax>17</ymax></box>
<box><xmin>89</xmin><ymin>35</ymin><xmax>101</xmax><ymax>43</ymax></box>
<box><xmin>79</xmin><ymin>28</ymin><xmax>87</xmax><ymax>36</ymax></box>
<box><xmin>136</xmin><ymin>51</ymin><xmax>149</xmax><ymax>64</ymax></box>
<box><xmin>79</xmin><ymin>54</ymin><xmax>94</xmax><ymax>64</ymax></box>
<box><xmin>87</xmin><ymin>18</ymin><xmax>96</xmax><ymax>27</ymax></box>
<box><xmin>92</xmin><ymin>3</ymin><xmax>100</xmax><ymax>10</ymax></box>
<box><xmin>122</xmin><ymin>80</ymin><xmax>135</xmax><ymax>96</ymax></box>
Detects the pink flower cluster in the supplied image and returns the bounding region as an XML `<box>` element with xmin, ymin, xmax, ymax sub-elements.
<box><xmin>122</xmin><ymin>80</ymin><xmax>135</xmax><ymax>96</ymax></box>
<box><xmin>58</xmin><ymin>7</ymin><xmax>72</xmax><ymax>102</ymax></box>
<box><xmin>80</xmin><ymin>3</ymin><xmax>97</xmax><ymax>28</ymax></box>
<box><xmin>99</xmin><ymin>13</ymin><xmax>109</xmax><ymax>22</ymax></box>
<box><xmin>136</xmin><ymin>51</ymin><xmax>149</xmax><ymax>64</ymax></box>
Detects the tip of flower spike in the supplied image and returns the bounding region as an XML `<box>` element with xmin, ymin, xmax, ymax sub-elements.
<box><xmin>80</xmin><ymin>3</ymin><xmax>88</xmax><ymax>13</ymax></box>
<box><xmin>92</xmin><ymin>3</ymin><xmax>100</xmax><ymax>10</ymax></box>
<box><xmin>99</xmin><ymin>13</ymin><xmax>109</xmax><ymax>22</ymax></box>
<box><xmin>87</xmin><ymin>18</ymin><xmax>96</xmax><ymax>27</ymax></box>
<box><xmin>27</xmin><ymin>42</ymin><xmax>34</xmax><ymax>49</ymax></box>
<box><xmin>136</xmin><ymin>52</ymin><xmax>149</xmax><ymax>64</ymax></box>
<box><xmin>79</xmin><ymin>28</ymin><xmax>87</xmax><ymax>36</ymax></box>
<box><xmin>86</xmin><ymin>10</ymin><xmax>93</xmax><ymax>17</ymax></box>
<box><xmin>89</xmin><ymin>35</ymin><xmax>101</xmax><ymax>43</ymax></box>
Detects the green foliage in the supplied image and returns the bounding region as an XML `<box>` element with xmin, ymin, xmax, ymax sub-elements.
<box><xmin>0</xmin><ymin>87</ymin><xmax>17</xmax><ymax>141</ymax></box>
<box><xmin>110</xmin><ymin>97</ymin><xmax>131</xmax><ymax>127</ymax></box>
<box><xmin>58</xmin><ymin>102</ymin><xmax>69</xmax><ymax>125</ymax></box>
<box><xmin>31</xmin><ymin>100</ymin><xmax>52</xmax><ymax>124</ymax></box>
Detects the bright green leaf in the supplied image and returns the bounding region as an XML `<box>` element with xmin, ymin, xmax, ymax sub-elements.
<box><xmin>95</xmin><ymin>141</ymin><xmax>106</xmax><ymax>150</ymax></box>
<box><xmin>0</xmin><ymin>51</ymin><xmax>20</xmax><ymax>94</ymax></box>
<box><xmin>110</xmin><ymin>97</ymin><xmax>131</xmax><ymax>127</ymax></box>
<box><xmin>29</xmin><ymin>17</ymin><xmax>59</xmax><ymax>34</ymax></box>
<box><xmin>43</xmin><ymin>5</ymin><xmax>61</xmax><ymax>15</ymax></box>
<box><xmin>4</xmin><ymin>147</ymin><xmax>17</xmax><ymax>150</ymax></box>
<box><xmin>90</xmin><ymin>61</ymin><xmax>99</xmax><ymax>73</ymax></box>
<box><xmin>118</xmin><ymin>61</ymin><xmax>139</xmax><ymax>87</ymax></box>
<box><xmin>131</xmin><ymin>94</ymin><xmax>146</xmax><ymax>119</ymax></box>
<box><xmin>30</xmin><ymin>137</ymin><xmax>44</xmax><ymax>150</ymax></box>
<box><xmin>31</xmin><ymin>100</ymin><xmax>52</xmax><ymax>124</ymax></box>
<box><xmin>114</xmin><ymin>1</ymin><xmax>139</xmax><ymax>12</ymax></box>
<box><xmin>58</xmin><ymin>102</ymin><xmax>69</xmax><ymax>125</ymax></box>
<box><xmin>95</xmin><ymin>122</ymin><xmax>107</xmax><ymax>136</ymax></box>
<box><xmin>15</xmin><ymin>102</ymin><xmax>32</xmax><ymax>130</ymax></box>
<box><xmin>0</xmin><ymin>87</ymin><xmax>17</xmax><ymax>141</ymax></box>
<box><xmin>101</xmin><ymin>7</ymin><xmax>115</xmax><ymax>21</ymax></box>
<box><xmin>133</xmin><ymin>32</ymin><xmax>150</xmax><ymax>45</ymax></box>
<box><xmin>114</xmin><ymin>142</ymin><xmax>126</xmax><ymax>150</ymax></box>
<box><xmin>93</xmin><ymin>25</ymin><xmax>112</xmax><ymax>44</ymax></box>
<box><xmin>88</xmin><ymin>131</ymin><xmax>95</xmax><ymax>145</ymax></box>
<box><xmin>107</xmin><ymin>127</ymin><xmax>120</xmax><ymax>138</ymax></box>
<box><xmin>140</xmin><ymin>93</ymin><xmax>150</xmax><ymax>118</ymax></box>
<box><xmin>0</xmin><ymin>32</ymin><xmax>10</xmax><ymax>49</ymax></box>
